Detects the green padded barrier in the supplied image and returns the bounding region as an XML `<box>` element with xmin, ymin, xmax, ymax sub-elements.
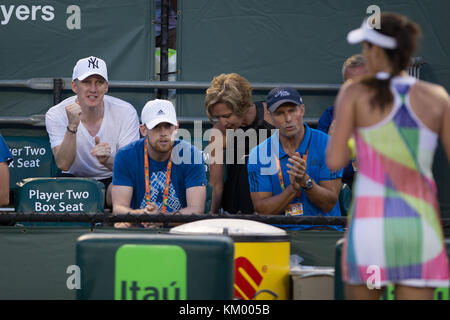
<box><xmin>334</xmin><ymin>238</ymin><xmax>450</xmax><ymax>300</ymax></box>
<box><xmin>334</xmin><ymin>238</ymin><xmax>345</xmax><ymax>300</ymax></box>
<box><xmin>0</xmin><ymin>227</ymin><xmax>161</xmax><ymax>300</ymax></box>
<box><xmin>15</xmin><ymin>177</ymin><xmax>105</xmax><ymax>213</ymax></box>
<box><xmin>433</xmin><ymin>140</ymin><xmax>450</xmax><ymax>218</ymax></box>
<box><xmin>0</xmin><ymin>227</ymin><xmax>366</xmax><ymax>299</ymax></box>
<box><xmin>338</xmin><ymin>184</ymin><xmax>352</xmax><ymax>217</ymax></box>
<box><xmin>4</xmin><ymin>136</ymin><xmax>58</xmax><ymax>189</ymax></box>
<box><xmin>76</xmin><ymin>233</ymin><xmax>234</xmax><ymax>300</ymax></box>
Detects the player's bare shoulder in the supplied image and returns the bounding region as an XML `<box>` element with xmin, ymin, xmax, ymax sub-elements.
<box><xmin>336</xmin><ymin>78</ymin><xmax>370</xmax><ymax>108</ymax></box>
<box><xmin>412</xmin><ymin>80</ymin><xmax>450</xmax><ymax>113</ymax></box>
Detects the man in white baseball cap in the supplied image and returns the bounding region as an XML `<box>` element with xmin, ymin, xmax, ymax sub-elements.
<box><xmin>45</xmin><ymin>56</ymin><xmax>140</xmax><ymax>208</ymax></box>
<box><xmin>72</xmin><ymin>56</ymin><xmax>109</xmax><ymax>82</ymax></box>
<box><xmin>112</xmin><ymin>99</ymin><xmax>207</xmax><ymax>228</ymax></box>
<box><xmin>141</xmin><ymin>99</ymin><xmax>178</xmax><ymax>130</ymax></box>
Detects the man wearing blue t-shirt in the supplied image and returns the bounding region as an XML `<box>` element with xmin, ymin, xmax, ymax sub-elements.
<box><xmin>247</xmin><ymin>87</ymin><xmax>342</xmax><ymax>219</ymax></box>
<box><xmin>112</xmin><ymin>99</ymin><xmax>207</xmax><ymax>227</ymax></box>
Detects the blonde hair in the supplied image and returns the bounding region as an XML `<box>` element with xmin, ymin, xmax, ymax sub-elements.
<box><xmin>341</xmin><ymin>54</ymin><xmax>365</xmax><ymax>81</ymax></box>
<box><xmin>204</xmin><ymin>73</ymin><xmax>253</xmax><ymax>121</ymax></box>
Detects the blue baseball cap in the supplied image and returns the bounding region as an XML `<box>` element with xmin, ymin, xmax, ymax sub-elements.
<box><xmin>267</xmin><ymin>87</ymin><xmax>303</xmax><ymax>112</ymax></box>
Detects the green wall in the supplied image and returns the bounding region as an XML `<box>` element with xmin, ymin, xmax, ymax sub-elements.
<box><xmin>0</xmin><ymin>0</ymin><xmax>155</xmax><ymax>117</ymax></box>
<box><xmin>176</xmin><ymin>0</ymin><xmax>450</xmax><ymax>118</ymax></box>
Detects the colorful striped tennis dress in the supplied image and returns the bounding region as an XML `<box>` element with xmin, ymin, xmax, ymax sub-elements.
<box><xmin>342</xmin><ymin>75</ymin><xmax>450</xmax><ymax>288</ymax></box>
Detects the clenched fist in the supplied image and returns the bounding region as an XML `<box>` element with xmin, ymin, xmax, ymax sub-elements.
<box><xmin>65</xmin><ymin>101</ymin><xmax>82</xmax><ymax>132</ymax></box>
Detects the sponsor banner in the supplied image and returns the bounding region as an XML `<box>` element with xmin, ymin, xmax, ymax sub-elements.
<box><xmin>234</xmin><ymin>241</ymin><xmax>290</xmax><ymax>300</ymax></box>
<box><xmin>115</xmin><ymin>244</ymin><xmax>187</xmax><ymax>300</ymax></box>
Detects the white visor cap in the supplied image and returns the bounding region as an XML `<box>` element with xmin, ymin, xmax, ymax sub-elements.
<box><xmin>347</xmin><ymin>18</ymin><xmax>397</xmax><ymax>49</ymax></box>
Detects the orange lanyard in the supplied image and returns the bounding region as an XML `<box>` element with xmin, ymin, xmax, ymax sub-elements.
<box><xmin>275</xmin><ymin>150</ymin><xmax>308</xmax><ymax>197</ymax></box>
<box><xmin>144</xmin><ymin>141</ymin><xmax>172</xmax><ymax>214</ymax></box>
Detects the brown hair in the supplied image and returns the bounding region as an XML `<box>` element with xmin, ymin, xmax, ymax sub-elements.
<box><xmin>361</xmin><ymin>12</ymin><xmax>422</xmax><ymax>111</ymax></box>
<box><xmin>204</xmin><ymin>73</ymin><xmax>253</xmax><ymax>121</ymax></box>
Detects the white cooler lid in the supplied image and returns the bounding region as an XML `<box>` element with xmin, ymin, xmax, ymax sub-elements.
<box><xmin>290</xmin><ymin>266</ymin><xmax>335</xmax><ymax>277</ymax></box>
<box><xmin>169</xmin><ymin>218</ymin><xmax>287</xmax><ymax>236</ymax></box>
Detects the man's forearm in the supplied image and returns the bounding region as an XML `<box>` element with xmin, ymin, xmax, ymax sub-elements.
<box><xmin>54</xmin><ymin>130</ymin><xmax>78</xmax><ymax>171</ymax></box>
<box><xmin>178</xmin><ymin>205</ymin><xmax>204</xmax><ymax>215</ymax></box>
<box><xmin>113</xmin><ymin>204</ymin><xmax>145</xmax><ymax>214</ymax></box>
<box><xmin>253</xmin><ymin>185</ymin><xmax>298</xmax><ymax>215</ymax></box>
<box><xmin>302</xmin><ymin>180</ymin><xmax>339</xmax><ymax>213</ymax></box>
<box><xmin>0</xmin><ymin>166</ymin><xmax>9</xmax><ymax>206</ymax></box>
<box><xmin>101</xmin><ymin>154</ymin><xmax>114</xmax><ymax>171</ymax></box>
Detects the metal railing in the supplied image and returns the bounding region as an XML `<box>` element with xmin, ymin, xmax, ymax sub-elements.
<box><xmin>0</xmin><ymin>115</ymin><xmax>46</xmax><ymax>127</ymax></box>
<box><xmin>1</xmin><ymin>212</ymin><xmax>449</xmax><ymax>230</ymax></box>
<box><xmin>0</xmin><ymin>212</ymin><xmax>350</xmax><ymax>226</ymax></box>
<box><xmin>0</xmin><ymin>56</ymin><xmax>425</xmax><ymax>127</ymax></box>
<box><xmin>0</xmin><ymin>78</ymin><xmax>342</xmax><ymax>91</ymax></box>
<box><xmin>0</xmin><ymin>114</ymin><xmax>319</xmax><ymax>127</ymax></box>
<box><xmin>0</xmin><ymin>79</ymin><xmax>338</xmax><ymax>127</ymax></box>
<box><xmin>0</xmin><ymin>57</ymin><xmax>425</xmax><ymax>92</ymax></box>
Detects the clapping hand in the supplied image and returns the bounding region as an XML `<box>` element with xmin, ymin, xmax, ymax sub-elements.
<box><xmin>286</xmin><ymin>152</ymin><xmax>306</xmax><ymax>190</ymax></box>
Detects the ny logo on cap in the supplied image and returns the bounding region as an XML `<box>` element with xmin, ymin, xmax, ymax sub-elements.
<box><xmin>88</xmin><ymin>57</ymin><xmax>99</xmax><ymax>69</ymax></box>
<box><xmin>157</xmin><ymin>109</ymin><xmax>165</xmax><ymax>116</ymax></box>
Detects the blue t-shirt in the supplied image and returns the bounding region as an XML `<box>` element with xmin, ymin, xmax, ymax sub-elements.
<box><xmin>0</xmin><ymin>135</ymin><xmax>13</xmax><ymax>164</ymax></box>
<box><xmin>317</xmin><ymin>105</ymin><xmax>335</xmax><ymax>134</ymax></box>
<box><xmin>247</xmin><ymin>124</ymin><xmax>343</xmax><ymax>218</ymax></box>
<box><xmin>113</xmin><ymin>138</ymin><xmax>207</xmax><ymax>212</ymax></box>
<box><xmin>318</xmin><ymin>105</ymin><xmax>355</xmax><ymax>179</ymax></box>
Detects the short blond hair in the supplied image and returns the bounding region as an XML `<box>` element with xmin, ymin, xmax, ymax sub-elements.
<box><xmin>341</xmin><ymin>54</ymin><xmax>365</xmax><ymax>81</ymax></box>
<box><xmin>204</xmin><ymin>73</ymin><xmax>253</xmax><ymax>120</ymax></box>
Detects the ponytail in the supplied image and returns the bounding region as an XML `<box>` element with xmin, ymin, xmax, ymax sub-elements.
<box><xmin>361</xmin><ymin>74</ymin><xmax>395</xmax><ymax>112</ymax></box>
<box><xmin>361</xmin><ymin>13</ymin><xmax>421</xmax><ymax>111</ymax></box>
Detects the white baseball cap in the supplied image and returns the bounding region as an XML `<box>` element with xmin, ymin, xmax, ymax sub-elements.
<box><xmin>347</xmin><ymin>18</ymin><xmax>397</xmax><ymax>49</ymax></box>
<box><xmin>72</xmin><ymin>56</ymin><xmax>108</xmax><ymax>81</ymax></box>
<box><xmin>141</xmin><ymin>99</ymin><xmax>178</xmax><ymax>130</ymax></box>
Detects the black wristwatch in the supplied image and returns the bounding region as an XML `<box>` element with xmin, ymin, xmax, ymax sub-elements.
<box><xmin>302</xmin><ymin>178</ymin><xmax>313</xmax><ymax>190</ymax></box>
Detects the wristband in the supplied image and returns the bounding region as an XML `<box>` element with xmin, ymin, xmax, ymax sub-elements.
<box><xmin>67</xmin><ymin>126</ymin><xmax>77</xmax><ymax>134</ymax></box>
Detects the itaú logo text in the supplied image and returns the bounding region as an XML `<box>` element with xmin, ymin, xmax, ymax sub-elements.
<box><xmin>234</xmin><ymin>257</ymin><xmax>278</xmax><ymax>300</ymax></box>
